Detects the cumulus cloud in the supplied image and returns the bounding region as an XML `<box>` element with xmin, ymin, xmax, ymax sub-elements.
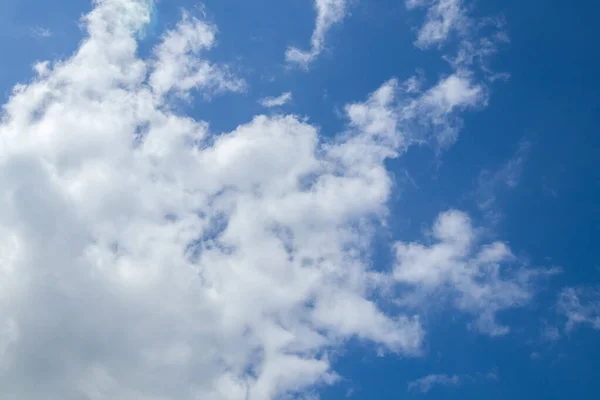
<box><xmin>393</xmin><ymin>210</ymin><xmax>558</xmax><ymax>336</ymax></box>
<box><xmin>0</xmin><ymin>1</ymin><xmax>432</xmax><ymax>398</ymax></box>
<box><xmin>346</xmin><ymin>71</ymin><xmax>488</xmax><ymax>150</ymax></box>
<box><xmin>558</xmin><ymin>287</ymin><xmax>600</xmax><ymax>332</ymax></box>
<box><xmin>285</xmin><ymin>0</ymin><xmax>348</xmax><ymax>69</ymax></box>
<box><xmin>259</xmin><ymin>92</ymin><xmax>293</xmax><ymax>108</ymax></box>
<box><xmin>0</xmin><ymin>0</ymin><xmax>524</xmax><ymax>398</ymax></box>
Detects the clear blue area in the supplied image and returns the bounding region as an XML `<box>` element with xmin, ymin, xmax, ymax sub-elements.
<box><xmin>0</xmin><ymin>0</ymin><xmax>598</xmax><ymax>399</ymax></box>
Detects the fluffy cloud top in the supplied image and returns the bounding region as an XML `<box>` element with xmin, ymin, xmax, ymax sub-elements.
<box><xmin>410</xmin><ymin>0</ymin><xmax>468</xmax><ymax>49</ymax></box>
<box><xmin>0</xmin><ymin>1</ymin><xmax>426</xmax><ymax>398</ymax></box>
<box><xmin>0</xmin><ymin>0</ymin><xmax>544</xmax><ymax>399</ymax></box>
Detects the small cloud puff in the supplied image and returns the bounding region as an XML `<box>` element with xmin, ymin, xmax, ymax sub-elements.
<box><xmin>408</xmin><ymin>372</ymin><xmax>498</xmax><ymax>394</ymax></box>
<box><xmin>259</xmin><ymin>91</ymin><xmax>293</xmax><ymax>108</ymax></box>
<box><xmin>408</xmin><ymin>374</ymin><xmax>462</xmax><ymax>393</ymax></box>
<box><xmin>31</xmin><ymin>26</ymin><xmax>52</xmax><ymax>38</ymax></box>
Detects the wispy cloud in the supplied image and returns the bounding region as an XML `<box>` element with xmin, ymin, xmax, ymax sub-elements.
<box><xmin>400</xmin><ymin>71</ymin><xmax>487</xmax><ymax>149</ymax></box>
<box><xmin>558</xmin><ymin>287</ymin><xmax>600</xmax><ymax>332</ymax></box>
<box><xmin>407</xmin><ymin>0</ymin><xmax>510</xmax><ymax>80</ymax></box>
<box><xmin>148</xmin><ymin>12</ymin><xmax>246</xmax><ymax>98</ymax></box>
<box><xmin>259</xmin><ymin>91</ymin><xmax>293</xmax><ymax>108</ymax></box>
<box><xmin>393</xmin><ymin>210</ymin><xmax>559</xmax><ymax>336</ymax></box>
<box><xmin>0</xmin><ymin>0</ymin><xmax>519</xmax><ymax>398</ymax></box>
<box><xmin>286</xmin><ymin>0</ymin><xmax>349</xmax><ymax>69</ymax></box>
<box><xmin>408</xmin><ymin>0</ymin><xmax>468</xmax><ymax>49</ymax></box>
<box><xmin>0</xmin><ymin>2</ymin><xmax>433</xmax><ymax>397</ymax></box>
<box><xmin>408</xmin><ymin>372</ymin><xmax>498</xmax><ymax>394</ymax></box>
<box><xmin>31</xmin><ymin>26</ymin><xmax>53</xmax><ymax>38</ymax></box>
<box><xmin>408</xmin><ymin>374</ymin><xmax>461</xmax><ymax>393</ymax></box>
<box><xmin>475</xmin><ymin>139</ymin><xmax>531</xmax><ymax>215</ymax></box>
<box><xmin>541</xmin><ymin>324</ymin><xmax>561</xmax><ymax>342</ymax></box>
<box><xmin>402</xmin><ymin>0</ymin><xmax>509</xmax><ymax>150</ymax></box>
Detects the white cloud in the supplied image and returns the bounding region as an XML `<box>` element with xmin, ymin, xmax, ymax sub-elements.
<box><xmin>401</xmin><ymin>71</ymin><xmax>487</xmax><ymax>148</ymax></box>
<box><xmin>408</xmin><ymin>374</ymin><xmax>461</xmax><ymax>393</ymax></box>
<box><xmin>475</xmin><ymin>139</ymin><xmax>531</xmax><ymax>214</ymax></box>
<box><xmin>408</xmin><ymin>0</ymin><xmax>468</xmax><ymax>49</ymax></box>
<box><xmin>31</xmin><ymin>26</ymin><xmax>53</xmax><ymax>38</ymax></box>
<box><xmin>0</xmin><ymin>1</ymin><xmax>430</xmax><ymax>398</ymax></box>
<box><xmin>558</xmin><ymin>287</ymin><xmax>600</xmax><ymax>332</ymax></box>
<box><xmin>285</xmin><ymin>0</ymin><xmax>348</xmax><ymax>69</ymax></box>
<box><xmin>448</xmin><ymin>17</ymin><xmax>510</xmax><ymax>80</ymax></box>
<box><xmin>259</xmin><ymin>92</ymin><xmax>293</xmax><ymax>108</ymax></box>
<box><xmin>407</xmin><ymin>0</ymin><xmax>510</xmax><ymax>82</ymax></box>
<box><xmin>541</xmin><ymin>324</ymin><xmax>561</xmax><ymax>341</ymax></box>
<box><xmin>149</xmin><ymin>12</ymin><xmax>246</xmax><ymax>97</ymax></box>
<box><xmin>0</xmin><ymin>0</ymin><xmax>524</xmax><ymax>398</ymax></box>
<box><xmin>393</xmin><ymin>210</ymin><xmax>559</xmax><ymax>336</ymax></box>
<box><xmin>345</xmin><ymin>72</ymin><xmax>488</xmax><ymax>150</ymax></box>
<box><xmin>407</xmin><ymin>372</ymin><xmax>498</xmax><ymax>393</ymax></box>
<box><xmin>402</xmin><ymin>1</ymin><xmax>511</xmax><ymax>149</ymax></box>
<box><xmin>492</xmin><ymin>140</ymin><xmax>530</xmax><ymax>188</ymax></box>
<box><xmin>405</xmin><ymin>0</ymin><xmax>428</xmax><ymax>10</ymax></box>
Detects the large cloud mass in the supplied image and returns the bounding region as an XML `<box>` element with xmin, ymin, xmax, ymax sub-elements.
<box><xmin>0</xmin><ymin>0</ymin><xmax>544</xmax><ymax>399</ymax></box>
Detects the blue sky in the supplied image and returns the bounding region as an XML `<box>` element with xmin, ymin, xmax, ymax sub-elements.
<box><xmin>0</xmin><ymin>1</ymin><xmax>598</xmax><ymax>399</ymax></box>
